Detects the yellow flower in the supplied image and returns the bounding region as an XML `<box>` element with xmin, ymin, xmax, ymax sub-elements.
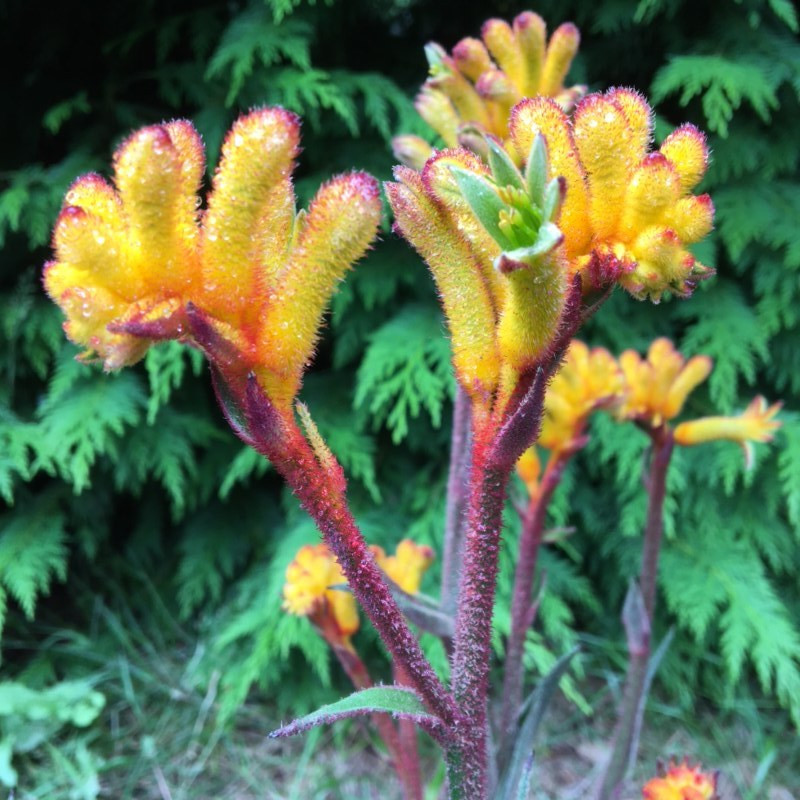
<box><xmin>642</xmin><ymin>759</ymin><xmax>717</xmax><ymax>800</ymax></box>
<box><xmin>538</xmin><ymin>340</ymin><xmax>624</xmax><ymax>452</ymax></box>
<box><xmin>508</xmin><ymin>89</ymin><xmax>714</xmax><ymax>299</ymax></box>
<box><xmin>394</xmin><ymin>12</ymin><xmax>584</xmax><ymax>169</ymax></box>
<box><xmin>516</xmin><ymin>447</ymin><xmax>541</xmax><ymax>497</ymax></box>
<box><xmin>374</xmin><ymin>540</ymin><xmax>435</xmax><ymax>595</ymax></box>
<box><xmin>283</xmin><ymin>544</ymin><xmax>360</xmax><ymax>644</ymax></box>
<box><xmin>617</xmin><ymin>338</ymin><xmax>712</xmax><ymax>428</ymax></box>
<box><xmin>45</xmin><ymin>109</ymin><xmax>382</xmax><ymax>409</ymax></box>
<box><xmin>674</xmin><ymin>395</ymin><xmax>782</xmax><ymax>467</ymax></box>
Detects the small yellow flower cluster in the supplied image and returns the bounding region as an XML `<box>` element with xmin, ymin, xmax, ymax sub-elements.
<box><xmin>372</xmin><ymin>540</ymin><xmax>435</xmax><ymax>595</ymax></box>
<box><xmin>617</xmin><ymin>338</ymin><xmax>713</xmax><ymax>428</ymax></box>
<box><xmin>393</xmin><ymin>12</ymin><xmax>583</xmax><ymax>169</ymax></box>
<box><xmin>516</xmin><ymin>340</ymin><xmax>622</xmax><ymax>496</ymax></box>
<box><xmin>283</xmin><ymin>540</ymin><xmax>435</xmax><ymax>644</ymax></box>
<box><xmin>516</xmin><ymin>337</ymin><xmax>781</xmax><ymax>493</ymax></box>
<box><xmin>539</xmin><ymin>341</ymin><xmax>623</xmax><ymax>452</ymax></box>
<box><xmin>642</xmin><ymin>759</ymin><xmax>717</xmax><ymax>800</ymax></box>
<box><xmin>616</xmin><ymin>338</ymin><xmax>781</xmax><ymax>464</ymax></box>
<box><xmin>45</xmin><ymin>109</ymin><xmax>382</xmax><ymax>409</ymax></box>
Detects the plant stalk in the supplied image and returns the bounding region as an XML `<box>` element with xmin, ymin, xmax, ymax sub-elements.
<box><xmin>597</xmin><ymin>427</ymin><xmax>674</xmax><ymax>800</ymax></box>
<box><xmin>499</xmin><ymin>451</ymin><xmax>568</xmax><ymax>757</ymax></box>
<box><xmin>252</xmin><ymin>406</ymin><xmax>461</xmax><ymax>732</ymax></box>
<box><xmin>441</xmin><ymin>385</ymin><xmax>472</xmax><ymax>617</ymax></box>
<box><xmin>449</xmin><ymin>426</ymin><xmax>513</xmax><ymax>798</ymax></box>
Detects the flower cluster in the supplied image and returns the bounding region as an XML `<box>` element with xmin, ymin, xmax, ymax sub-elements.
<box><xmin>283</xmin><ymin>543</ymin><xmax>359</xmax><ymax>645</ymax></box>
<box><xmin>393</xmin><ymin>12</ymin><xmax>583</xmax><ymax>169</ymax></box>
<box><xmin>516</xmin><ymin>340</ymin><xmax>622</xmax><ymax>495</ymax></box>
<box><xmin>44</xmin><ymin>109</ymin><xmax>382</xmax><ymax>410</ymax></box>
<box><xmin>283</xmin><ymin>540</ymin><xmax>435</xmax><ymax>645</ymax></box>
<box><xmin>517</xmin><ymin>337</ymin><xmax>781</xmax><ymax>495</ymax></box>
<box><xmin>642</xmin><ymin>759</ymin><xmax>718</xmax><ymax>800</ymax></box>
<box><xmin>616</xmin><ymin>337</ymin><xmax>781</xmax><ymax>462</ymax></box>
<box><xmin>617</xmin><ymin>338</ymin><xmax>713</xmax><ymax>429</ymax></box>
<box><xmin>509</xmin><ymin>90</ymin><xmax>714</xmax><ymax>299</ymax></box>
<box><xmin>389</xmin><ymin>87</ymin><xmax>714</xmax><ymax>406</ymax></box>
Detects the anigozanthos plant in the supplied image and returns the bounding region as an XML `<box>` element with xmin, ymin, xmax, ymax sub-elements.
<box><xmin>599</xmin><ymin>339</ymin><xmax>781</xmax><ymax>799</ymax></box>
<box><xmin>508</xmin><ymin>89</ymin><xmax>714</xmax><ymax>299</ymax></box>
<box><xmin>393</xmin><ymin>12</ymin><xmax>584</xmax><ymax>168</ymax></box>
<box><xmin>283</xmin><ymin>543</ymin><xmax>426</xmax><ymax>800</ymax></box>
<box><xmin>642</xmin><ymin>760</ymin><xmax>718</xmax><ymax>800</ymax></box>
<box><xmin>373</xmin><ymin>540</ymin><xmax>435</xmax><ymax>595</ymax></box>
<box><xmin>283</xmin><ymin>543</ymin><xmax>360</xmax><ymax>648</ymax></box>
<box><xmin>388</xmin><ymin>20</ymin><xmax>716</xmax><ymax>793</ymax></box>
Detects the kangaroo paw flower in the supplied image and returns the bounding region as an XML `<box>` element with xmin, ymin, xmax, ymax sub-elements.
<box><xmin>45</xmin><ymin>108</ymin><xmax>381</xmax><ymax>415</ymax></box>
<box><xmin>642</xmin><ymin>759</ymin><xmax>718</xmax><ymax>800</ymax></box>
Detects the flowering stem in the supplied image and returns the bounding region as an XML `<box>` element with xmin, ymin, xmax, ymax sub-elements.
<box><xmin>441</xmin><ymin>386</ymin><xmax>472</xmax><ymax>617</ymax></box>
<box><xmin>244</xmin><ymin>384</ymin><xmax>461</xmax><ymax>732</ymax></box>
<box><xmin>449</xmin><ymin>426</ymin><xmax>513</xmax><ymax>798</ymax></box>
<box><xmin>597</xmin><ymin>426</ymin><xmax>674</xmax><ymax>800</ymax></box>
<box><xmin>499</xmin><ymin>451</ymin><xmax>569</xmax><ymax>756</ymax></box>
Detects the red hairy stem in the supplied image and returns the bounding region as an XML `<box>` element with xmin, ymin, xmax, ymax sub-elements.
<box><xmin>448</xmin><ymin>421</ymin><xmax>514</xmax><ymax>798</ymax></box>
<box><xmin>441</xmin><ymin>386</ymin><xmax>473</xmax><ymax>617</ymax></box>
<box><xmin>394</xmin><ymin>664</ymin><xmax>424</xmax><ymax>800</ymax></box>
<box><xmin>499</xmin><ymin>450</ymin><xmax>569</xmax><ymax>755</ymax></box>
<box><xmin>243</xmin><ymin>377</ymin><xmax>461</xmax><ymax>732</ymax></box>
<box><xmin>597</xmin><ymin>427</ymin><xmax>674</xmax><ymax>800</ymax></box>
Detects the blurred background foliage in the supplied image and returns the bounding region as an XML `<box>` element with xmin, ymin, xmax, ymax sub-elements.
<box><xmin>1</xmin><ymin>0</ymin><xmax>798</xmax><ymax>796</ymax></box>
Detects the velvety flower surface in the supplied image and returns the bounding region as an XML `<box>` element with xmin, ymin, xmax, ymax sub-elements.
<box><xmin>45</xmin><ymin>108</ymin><xmax>382</xmax><ymax>409</ymax></box>
<box><xmin>642</xmin><ymin>759</ymin><xmax>717</xmax><ymax>800</ymax></box>
<box><xmin>393</xmin><ymin>11</ymin><xmax>584</xmax><ymax>169</ymax></box>
<box><xmin>508</xmin><ymin>89</ymin><xmax>714</xmax><ymax>299</ymax></box>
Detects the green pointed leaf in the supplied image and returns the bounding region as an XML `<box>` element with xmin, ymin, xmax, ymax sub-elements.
<box><xmin>269</xmin><ymin>686</ymin><xmax>443</xmax><ymax>739</ymax></box>
<box><xmin>499</xmin><ymin>648</ymin><xmax>579</xmax><ymax>800</ymax></box>
<box><xmin>449</xmin><ymin>166</ymin><xmax>512</xmax><ymax>248</ymax></box>
<box><xmin>524</xmin><ymin>134</ymin><xmax>548</xmax><ymax>206</ymax></box>
<box><xmin>486</xmin><ymin>137</ymin><xmax>525</xmax><ymax>191</ymax></box>
<box><xmin>504</xmin><ymin>223</ymin><xmax>564</xmax><ymax>264</ymax></box>
<box><xmin>542</xmin><ymin>177</ymin><xmax>564</xmax><ymax>221</ymax></box>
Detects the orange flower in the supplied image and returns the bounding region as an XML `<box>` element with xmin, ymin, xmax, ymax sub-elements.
<box><xmin>538</xmin><ymin>340</ymin><xmax>624</xmax><ymax>452</ymax></box>
<box><xmin>508</xmin><ymin>89</ymin><xmax>714</xmax><ymax>299</ymax></box>
<box><xmin>674</xmin><ymin>396</ymin><xmax>782</xmax><ymax>467</ymax></box>
<box><xmin>374</xmin><ymin>540</ymin><xmax>435</xmax><ymax>595</ymax></box>
<box><xmin>45</xmin><ymin>109</ymin><xmax>382</xmax><ymax>409</ymax></box>
<box><xmin>394</xmin><ymin>11</ymin><xmax>584</xmax><ymax>169</ymax></box>
<box><xmin>617</xmin><ymin>338</ymin><xmax>712</xmax><ymax>428</ymax></box>
<box><xmin>642</xmin><ymin>759</ymin><xmax>717</xmax><ymax>800</ymax></box>
<box><xmin>283</xmin><ymin>544</ymin><xmax>360</xmax><ymax>645</ymax></box>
